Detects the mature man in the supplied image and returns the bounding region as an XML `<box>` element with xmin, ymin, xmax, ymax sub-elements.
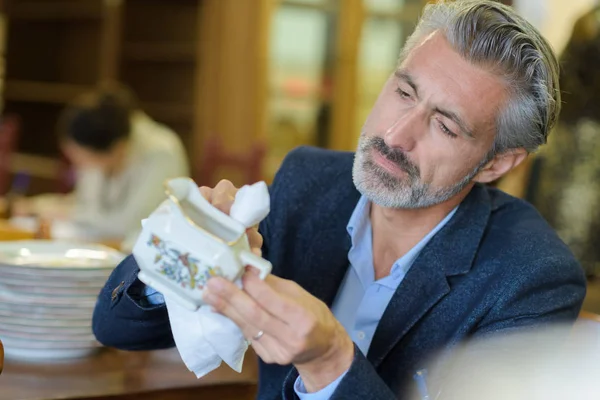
<box><xmin>93</xmin><ymin>1</ymin><xmax>586</xmax><ymax>399</ymax></box>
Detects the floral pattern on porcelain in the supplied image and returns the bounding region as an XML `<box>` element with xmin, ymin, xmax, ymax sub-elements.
<box><xmin>146</xmin><ymin>234</ymin><xmax>224</xmax><ymax>290</ymax></box>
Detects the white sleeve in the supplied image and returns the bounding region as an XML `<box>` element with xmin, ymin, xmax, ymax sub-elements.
<box><xmin>72</xmin><ymin>152</ymin><xmax>188</xmax><ymax>239</ymax></box>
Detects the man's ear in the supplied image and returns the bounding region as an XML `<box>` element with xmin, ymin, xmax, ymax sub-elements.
<box><xmin>474</xmin><ymin>148</ymin><xmax>528</xmax><ymax>184</ymax></box>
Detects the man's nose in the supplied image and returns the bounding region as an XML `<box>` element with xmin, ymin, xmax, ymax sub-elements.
<box><xmin>383</xmin><ymin>108</ymin><xmax>425</xmax><ymax>152</ymax></box>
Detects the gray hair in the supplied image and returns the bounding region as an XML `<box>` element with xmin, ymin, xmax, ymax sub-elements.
<box><xmin>398</xmin><ymin>0</ymin><xmax>560</xmax><ymax>154</ymax></box>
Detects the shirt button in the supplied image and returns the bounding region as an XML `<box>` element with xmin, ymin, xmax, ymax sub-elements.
<box><xmin>357</xmin><ymin>331</ymin><xmax>366</xmax><ymax>340</ymax></box>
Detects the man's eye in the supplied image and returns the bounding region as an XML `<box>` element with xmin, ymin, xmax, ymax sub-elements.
<box><xmin>438</xmin><ymin>120</ymin><xmax>458</xmax><ymax>139</ymax></box>
<box><xmin>395</xmin><ymin>87</ymin><xmax>411</xmax><ymax>99</ymax></box>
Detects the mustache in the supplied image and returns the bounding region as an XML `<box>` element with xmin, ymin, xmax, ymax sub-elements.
<box><xmin>365</xmin><ymin>137</ymin><xmax>420</xmax><ymax>178</ymax></box>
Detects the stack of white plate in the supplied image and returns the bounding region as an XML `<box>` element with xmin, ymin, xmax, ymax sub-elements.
<box><xmin>0</xmin><ymin>240</ymin><xmax>126</xmax><ymax>361</ymax></box>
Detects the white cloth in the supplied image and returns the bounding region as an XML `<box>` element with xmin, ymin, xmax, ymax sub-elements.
<box><xmin>163</xmin><ymin>182</ymin><xmax>270</xmax><ymax>378</ymax></box>
<box><xmin>165</xmin><ymin>295</ymin><xmax>248</xmax><ymax>378</ymax></box>
<box><xmin>229</xmin><ymin>181</ymin><xmax>270</xmax><ymax>227</ymax></box>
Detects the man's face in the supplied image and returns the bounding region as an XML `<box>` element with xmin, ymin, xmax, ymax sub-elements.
<box><xmin>61</xmin><ymin>140</ymin><xmax>122</xmax><ymax>172</ymax></box>
<box><xmin>353</xmin><ymin>31</ymin><xmax>508</xmax><ymax>209</ymax></box>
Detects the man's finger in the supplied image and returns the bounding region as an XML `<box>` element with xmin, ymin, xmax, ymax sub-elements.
<box><xmin>199</xmin><ymin>186</ymin><xmax>213</xmax><ymax>201</ymax></box>
<box><xmin>242</xmin><ymin>273</ymin><xmax>304</xmax><ymax>326</ymax></box>
<box><xmin>213</xmin><ymin>179</ymin><xmax>237</xmax><ymax>200</ymax></box>
<box><xmin>248</xmin><ymin>335</ymin><xmax>274</xmax><ymax>364</ymax></box>
<box><xmin>265</xmin><ymin>274</ymin><xmax>303</xmax><ymax>297</ymax></box>
<box><xmin>204</xmin><ymin>277</ymin><xmax>292</xmax><ymax>339</ymax></box>
<box><xmin>248</xmin><ymin>334</ymin><xmax>291</xmax><ymax>365</ymax></box>
<box><xmin>213</xmin><ymin>198</ymin><xmax>234</xmax><ymax>215</ymax></box>
<box><xmin>203</xmin><ymin>285</ymin><xmax>261</xmax><ymax>339</ymax></box>
<box><xmin>211</xmin><ymin>180</ymin><xmax>237</xmax><ymax>214</ymax></box>
<box><xmin>246</xmin><ymin>228</ymin><xmax>263</xmax><ymax>250</ymax></box>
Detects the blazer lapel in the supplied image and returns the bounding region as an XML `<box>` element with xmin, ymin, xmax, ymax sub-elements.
<box><xmin>292</xmin><ymin>177</ymin><xmax>362</xmax><ymax>307</ymax></box>
<box><xmin>367</xmin><ymin>184</ymin><xmax>492</xmax><ymax>367</ymax></box>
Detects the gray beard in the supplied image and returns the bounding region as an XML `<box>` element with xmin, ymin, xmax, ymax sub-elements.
<box><xmin>352</xmin><ymin>136</ymin><xmax>490</xmax><ymax>209</ymax></box>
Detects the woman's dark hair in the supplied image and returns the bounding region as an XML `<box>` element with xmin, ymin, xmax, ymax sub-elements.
<box><xmin>59</xmin><ymin>84</ymin><xmax>138</xmax><ymax>152</ymax></box>
<box><xmin>559</xmin><ymin>7</ymin><xmax>600</xmax><ymax>125</ymax></box>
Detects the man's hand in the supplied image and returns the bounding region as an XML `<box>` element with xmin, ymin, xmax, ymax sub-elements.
<box><xmin>199</xmin><ymin>179</ymin><xmax>262</xmax><ymax>255</ymax></box>
<box><xmin>200</xmin><ymin>179</ymin><xmax>354</xmax><ymax>392</ymax></box>
<box><xmin>203</xmin><ymin>269</ymin><xmax>354</xmax><ymax>392</ymax></box>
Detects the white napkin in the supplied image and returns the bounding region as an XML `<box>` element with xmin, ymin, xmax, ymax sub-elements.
<box><xmin>230</xmin><ymin>181</ymin><xmax>270</xmax><ymax>228</ymax></box>
<box><xmin>163</xmin><ymin>181</ymin><xmax>270</xmax><ymax>378</ymax></box>
<box><xmin>165</xmin><ymin>295</ymin><xmax>248</xmax><ymax>377</ymax></box>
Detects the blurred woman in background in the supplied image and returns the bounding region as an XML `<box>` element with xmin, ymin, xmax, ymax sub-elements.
<box><xmin>529</xmin><ymin>6</ymin><xmax>600</xmax><ymax>277</ymax></box>
<box><xmin>15</xmin><ymin>84</ymin><xmax>189</xmax><ymax>250</ymax></box>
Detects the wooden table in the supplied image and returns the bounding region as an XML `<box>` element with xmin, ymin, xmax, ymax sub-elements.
<box><xmin>0</xmin><ymin>223</ymin><xmax>259</xmax><ymax>398</ymax></box>
<box><xmin>0</xmin><ymin>218</ymin><xmax>123</xmax><ymax>249</ymax></box>
<box><xmin>0</xmin><ymin>347</ymin><xmax>258</xmax><ymax>400</ymax></box>
<box><xmin>0</xmin><ymin>219</ymin><xmax>34</xmax><ymax>241</ymax></box>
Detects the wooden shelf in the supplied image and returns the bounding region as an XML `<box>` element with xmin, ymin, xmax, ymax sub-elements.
<box><xmin>123</xmin><ymin>42</ymin><xmax>196</xmax><ymax>62</ymax></box>
<box><xmin>4</xmin><ymin>80</ymin><xmax>93</xmax><ymax>104</ymax></box>
<box><xmin>142</xmin><ymin>102</ymin><xmax>194</xmax><ymax>124</ymax></box>
<box><xmin>7</xmin><ymin>1</ymin><xmax>104</xmax><ymax>20</ymax></box>
<box><xmin>9</xmin><ymin>153</ymin><xmax>61</xmax><ymax>180</ymax></box>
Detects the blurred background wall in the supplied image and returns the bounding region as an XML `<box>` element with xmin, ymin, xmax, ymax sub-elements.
<box><xmin>0</xmin><ymin>0</ymin><xmax>596</xmax><ymax>193</ymax></box>
<box><xmin>514</xmin><ymin>0</ymin><xmax>598</xmax><ymax>54</ymax></box>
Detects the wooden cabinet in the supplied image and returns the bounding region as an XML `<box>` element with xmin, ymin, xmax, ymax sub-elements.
<box><xmin>0</xmin><ymin>0</ymin><xmax>271</xmax><ymax>191</ymax></box>
<box><xmin>2</xmin><ymin>0</ymin><xmax>199</xmax><ymax>165</ymax></box>
<box><xmin>3</xmin><ymin>0</ymin><xmax>115</xmax><ymax>160</ymax></box>
<box><xmin>120</xmin><ymin>0</ymin><xmax>198</xmax><ymax>161</ymax></box>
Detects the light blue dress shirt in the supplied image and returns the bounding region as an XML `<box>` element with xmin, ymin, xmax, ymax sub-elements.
<box><xmin>294</xmin><ymin>196</ymin><xmax>457</xmax><ymax>398</ymax></box>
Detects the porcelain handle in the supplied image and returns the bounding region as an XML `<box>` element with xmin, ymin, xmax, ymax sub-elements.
<box><xmin>238</xmin><ymin>250</ymin><xmax>272</xmax><ymax>280</ymax></box>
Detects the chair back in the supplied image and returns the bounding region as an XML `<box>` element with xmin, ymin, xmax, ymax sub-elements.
<box><xmin>0</xmin><ymin>338</ymin><xmax>4</xmax><ymax>375</ymax></box>
<box><xmin>0</xmin><ymin>115</ymin><xmax>21</xmax><ymax>195</ymax></box>
<box><xmin>57</xmin><ymin>154</ymin><xmax>76</xmax><ymax>193</ymax></box>
<box><xmin>196</xmin><ymin>136</ymin><xmax>266</xmax><ymax>187</ymax></box>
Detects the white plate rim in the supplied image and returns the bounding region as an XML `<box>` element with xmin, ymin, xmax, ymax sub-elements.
<box><xmin>0</xmin><ymin>240</ymin><xmax>126</xmax><ymax>270</ymax></box>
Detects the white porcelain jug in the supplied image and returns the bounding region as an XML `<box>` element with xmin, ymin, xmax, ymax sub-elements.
<box><xmin>133</xmin><ymin>177</ymin><xmax>272</xmax><ymax>311</ymax></box>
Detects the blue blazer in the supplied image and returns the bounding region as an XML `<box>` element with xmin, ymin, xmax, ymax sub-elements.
<box><xmin>93</xmin><ymin>146</ymin><xmax>586</xmax><ymax>399</ymax></box>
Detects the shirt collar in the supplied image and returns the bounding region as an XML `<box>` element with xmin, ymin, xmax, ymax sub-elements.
<box><xmin>347</xmin><ymin>195</ymin><xmax>370</xmax><ymax>241</ymax></box>
<box><xmin>347</xmin><ymin>195</ymin><xmax>458</xmax><ymax>288</ymax></box>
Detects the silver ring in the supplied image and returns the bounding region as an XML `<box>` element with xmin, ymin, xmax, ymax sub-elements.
<box><xmin>252</xmin><ymin>330</ymin><xmax>264</xmax><ymax>341</ymax></box>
